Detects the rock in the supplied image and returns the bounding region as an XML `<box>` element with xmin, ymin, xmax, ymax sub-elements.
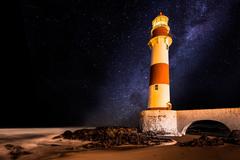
<box><xmin>55</xmin><ymin>127</ymin><xmax>173</xmax><ymax>149</ymax></box>
<box><xmin>229</xmin><ymin>130</ymin><xmax>240</xmax><ymax>138</ymax></box>
<box><xmin>62</xmin><ymin>130</ymin><xmax>73</xmax><ymax>139</ymax></box>
<box><xmin>4</xmin><ymin>144</ymin><xmax>15</xmax><ymax>150</ymax></box>
<box><xmin>4</xmin><ymin>144</ymin><xmax>31</xmax><ymax>159</ymax></box>
<box><xmin>179</xmin><ymin>135</ymin><xmax>225</xmax><ymax>147</ymax></box>
<box><xmin>225</xmin><ymin>130</ymin><xmax>240</xmax><ymax>145</ymax></box>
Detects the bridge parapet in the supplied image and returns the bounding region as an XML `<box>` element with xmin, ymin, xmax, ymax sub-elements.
<box><xmin>140</xmin><ymin>108</ymin><xmax>240</xmax><ymax>136</ymax></box>
<box><xmin>177</xmin><ymin>108</ymin><xmax>240</xmax><ymax>135</ymax></box>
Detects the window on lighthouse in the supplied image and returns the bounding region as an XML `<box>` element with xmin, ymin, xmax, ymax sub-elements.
<box><xmin>155</xmin><ymin>85</ymin><xmax>158</xmax><ymax>90</ymax></box>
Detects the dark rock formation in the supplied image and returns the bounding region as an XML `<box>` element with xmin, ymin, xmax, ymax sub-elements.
<box><xmin>225</xmin><ymin>130</ymin><xmax>240</xmax><ymax>145</ymax></box>
<box><xmin>179</xmin><ymin>135</ymin><xmax>224</xmax><ymax>147</ymax></box>
<box><xmin>54</xmin><ymin>127</ymin><xmax>173</xmax><ymax>149</ymax></box>
<box><xmin>180</xmin><ymin>130</ymin><xmax>240</xmax><ymax>146</ymax></box>
<box><xmin>4</xmin><ymin>144</ymin><xmax>31</xmax><ymax>159</ymax></box>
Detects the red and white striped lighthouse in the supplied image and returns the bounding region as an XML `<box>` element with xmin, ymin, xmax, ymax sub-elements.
<box><xmin>148</xmin><ymin>12</ymin><xmax>172</xmax><ymax>110</ymax></box>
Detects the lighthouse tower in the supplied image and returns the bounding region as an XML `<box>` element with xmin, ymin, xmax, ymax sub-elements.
<box><xmin>140</xmin><ymin>12</ymin><xmax>178</xmax><ymax>136</ymax></box>
<box><xmin>148</xmin><ymin>12</ymin><xmax>172</xmax><ymax>109</ymax></box>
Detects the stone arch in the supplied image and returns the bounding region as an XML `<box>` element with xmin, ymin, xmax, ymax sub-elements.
<box><xmin>181</xmin><ymin>119</ymin><xmax>231</xmax><ymax>135</ymax></box>
<box><xmin>176</xmin><ymin>108</ymin><xmax>240</xmax><ymax>136</ymax></box>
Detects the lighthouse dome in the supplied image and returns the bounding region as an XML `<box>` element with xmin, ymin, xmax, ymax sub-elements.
<box><xmin>152</xmin><ymin>12</ymin><xmax>169</xmax><ymax>31</ymax></box>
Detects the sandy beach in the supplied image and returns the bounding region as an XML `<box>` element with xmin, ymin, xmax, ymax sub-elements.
<box><xmin>52</xmin><ymin>144</ymin><xmax>240</xmax><ymax>160</ymax></box>
<box><xmin>0</xmin><ymin>128</ymin><xmax>239</xmax><ymax>160</ymax></box>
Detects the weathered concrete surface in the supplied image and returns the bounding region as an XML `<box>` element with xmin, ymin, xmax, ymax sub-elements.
<box><xmin>177</xmin><ymin>108</ymin><xmax>240</xmax><ymax>135</ymax></box>
<box><xmin>140</xmin><ymin>108</ymin><xmax>240</xmax><ymax>136</ymax></box>
<box><xmin>140</xmin><ymin>110</ymin><xmax>179</xmax><ymax>136</ymax></box>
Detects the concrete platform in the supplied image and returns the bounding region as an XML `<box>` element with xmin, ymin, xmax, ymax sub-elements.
<box><xmin>140</xmin><ymin>108</ymin><xmax>240</xmax><ymax>136</ymax></box>
<box><xmin>140</xmin><ymin>110</ymin><xmax>180</xmax><ymax>136</ymax></box>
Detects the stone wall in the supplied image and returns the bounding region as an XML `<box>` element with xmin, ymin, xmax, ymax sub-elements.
<box><xmin>177</xmin><ymin>108</ymin><xmax>240</xmax><ymax>135</ymax></box>
<box><xmin>140</xmin><ymin>108</ymin><xmax>240</xmax><ymax>136</ymax></box>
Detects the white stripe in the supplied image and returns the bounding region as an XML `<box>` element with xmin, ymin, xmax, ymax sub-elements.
<box><xmin>150</xmin><ymin>37</ymin><xmax>169</xmax><ymax>65</ymax></box>
<box><xmin>148</xmin><ymin>84</ymin><xmax>170</xmax><ymax>108</ymax></box>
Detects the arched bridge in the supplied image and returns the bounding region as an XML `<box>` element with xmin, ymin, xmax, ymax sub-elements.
<box><xmin>177</xmin><ymin>108</ymin><xmax>240</xmax><ymax>135</ymax></box>
<box><xmin>141</xmin><ymin>108</ymin><xmax>240</xmax><ymax>136</ymax></box>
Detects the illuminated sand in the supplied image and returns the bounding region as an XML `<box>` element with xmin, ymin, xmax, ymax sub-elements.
<box><xmin>0</xmin><ymin>128</ymin><xmax>239</xmax><ymax>160</ymax></box>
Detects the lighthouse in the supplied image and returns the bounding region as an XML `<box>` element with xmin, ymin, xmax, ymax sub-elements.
<box><xmin>148</xmin><ymin>12</ymin><xmax>172</xmax><ymax>109</ymax></box>
<box><xmin>140</xmin><ymin>12</ymin><xmax>178</xmax><ymax>135</ymax></box>
<box><xmin>140</xmin><ymin>12</ymin><xmax>240</xmax><ymax>136</ymax></box>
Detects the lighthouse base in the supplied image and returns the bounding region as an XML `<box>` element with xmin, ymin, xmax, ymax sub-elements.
<box><xmin>140</xmin><ymin>109</ymin><xmax>180</xmax><ymax>136</ymax></box>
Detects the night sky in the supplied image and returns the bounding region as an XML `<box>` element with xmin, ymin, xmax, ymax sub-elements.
<box><xmin>3</xmin><ymin>0</ymin><xmax>240</xmax><ymax>127</ymax></box>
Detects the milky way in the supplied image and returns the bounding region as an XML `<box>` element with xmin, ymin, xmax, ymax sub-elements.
<box><xmin>7</xmin><ymin>0</ymin><xmax>239</xmax><ymax>127</ymax></box>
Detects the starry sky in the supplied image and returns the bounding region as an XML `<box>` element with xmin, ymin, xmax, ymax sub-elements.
<box><xmin>3</xmin><ymin>0</ymin><xmax>239</xmax><ymax>127</ymax></box>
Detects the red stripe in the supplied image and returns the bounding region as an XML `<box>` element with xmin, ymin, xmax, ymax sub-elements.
<box><xmin>151</xmin><ymin>27</ymin><xmax>171</xmax><ymax>38</ymax></box>
<box><xmin>150</xmin><ymin>63</ymin><xmax>169</xmax><ymax>85</ymax></box>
